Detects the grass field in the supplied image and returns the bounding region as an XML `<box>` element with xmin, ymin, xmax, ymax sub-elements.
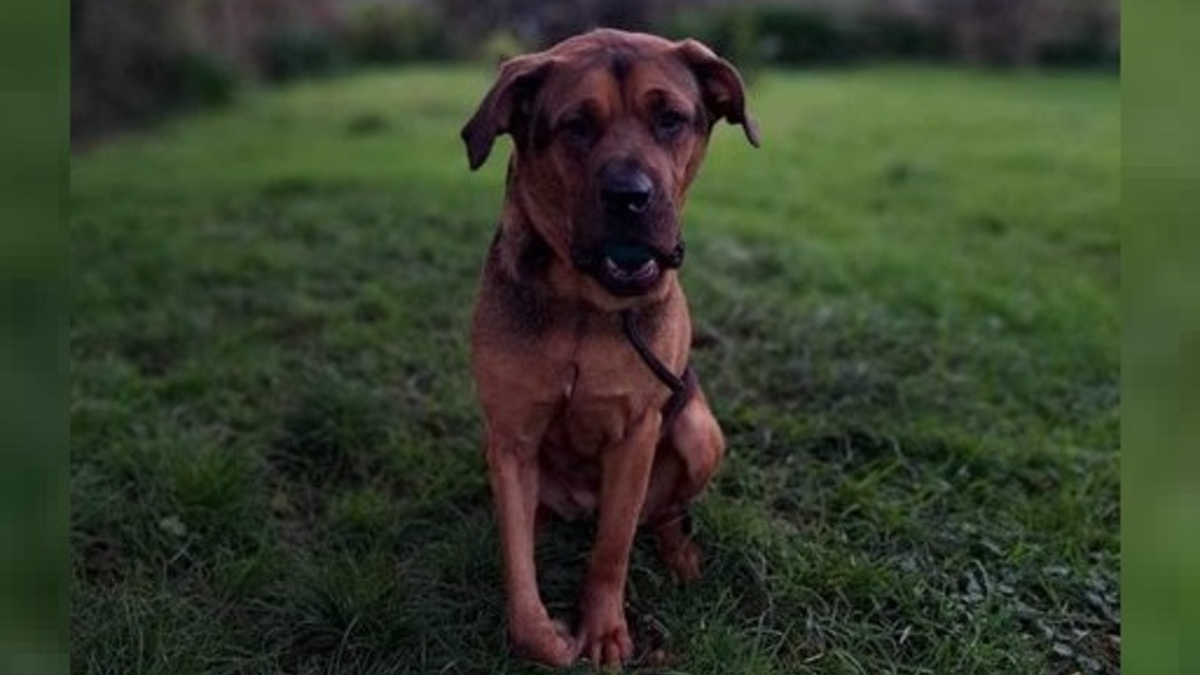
<box><xmin>70</xmin><ymin>66</ymin><xmax>1119</xmax><ymax>675</ymax></box>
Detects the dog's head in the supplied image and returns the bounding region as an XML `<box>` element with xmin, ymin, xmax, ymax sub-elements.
<box><xmin>462</xmin><ymin>29</ymin><xmax>758</xmax><ymax>298</ymax></box>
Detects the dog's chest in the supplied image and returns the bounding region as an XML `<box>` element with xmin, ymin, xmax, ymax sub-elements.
<box><xmin>540</xmin><ymin>363</ymin><xmax>654</xmax><ymax>519</ymax></box>
<box><xmin>539</xmin><ymin>303</ymin><xmax>679</xmax><ymax>442</ymax></box>
<box><xmin>553</xmin><ymin>367</ymin><xmax>633</xmax><ymax>450</ymax></box>
<box><xmin>539</xmin><ymin>356</ymin><xmax>668</xmax><ymax>520</ymax></box>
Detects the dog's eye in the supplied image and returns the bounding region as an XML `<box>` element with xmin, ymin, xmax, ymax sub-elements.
<box><xmin>653</xmin><ymin>111</ymin><xmax>689</xmax><ymax>139</ymax></box>
<box><xmin>559</xmin><ymin>115</ymin><xmax>593</xmax><ymax>143</ymax></box>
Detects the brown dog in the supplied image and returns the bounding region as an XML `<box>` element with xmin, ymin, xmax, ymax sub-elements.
<box><xmin>461</xmin><ymin>29</ymin><xmax>758</xmax><ymax>668</ymax></box>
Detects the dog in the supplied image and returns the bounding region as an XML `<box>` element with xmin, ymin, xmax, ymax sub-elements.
<box><xmin>461</xmin><ymin>28</ymin><xmax>758</xmax><ymax>668</ymax></box>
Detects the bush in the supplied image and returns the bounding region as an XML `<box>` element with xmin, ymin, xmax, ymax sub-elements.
<box><xmin>1037</xmin><ymin>36</ymin><xmax>1119</xmax><ymax>69</ymax></box>
<box><xmin>664</xmin><ymin>5</ymin><xmax>859</xmax><ymax>69</ymax></box>
<box><xmin>478</xmin><ymin>30</ymin><xmax>527</xmax><ymax>64</ymax></box>
<box><xmin>260</xmin><ymin>29</ymin><xmax>349</xmax><ymax>82</ymax></box>
<box><xmin>754</xmin><ymin>5</ymin><xmax>858</xmax><ymax>65</ymax></box>
<box><xmin>71</xmin><ymin>0</ymin><xmax>242</xmax><ymax>140</ymax></box>
<box><xmin>1035</xmin><ymin>11</ymin><xmax>1120</xmax><ymax>70</ymax></box>
<box><xmin>662</xmin><ymin>7</ymin><xmax>763</xmax><ymax>79</ymax></box>
<box><xmin>856</xmin><ymin>10</ymin><xmax>951</xmax><ymax>61</ymax></box>
<box><xmin>169</xmin><ymin>53</ymin><xmax>239</xmax><ymax>108</ymax></box>
<box><xmin>658</xmin><ymin>0</ymin><xmax>1117</xmax><ymax>70</ymax></box>
<box><xmin>344</xmin><ymin>4</ymin><xmax>450</xmax><ymax>65</ymax></box>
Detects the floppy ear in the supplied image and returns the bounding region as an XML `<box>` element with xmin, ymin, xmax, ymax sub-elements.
<box><xmin>675</xmin><ymin>39</ymin><xmax>760</xmax><ymax>148</ymax></box>
<box><xmin>461</xmin><ymin>54</ymin><xmax>554</xmax><ymax>170</ymax></box>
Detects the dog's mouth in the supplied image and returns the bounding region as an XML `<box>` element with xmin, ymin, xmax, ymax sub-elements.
<box><xmin>572</xmin><ymin>241</ymin><xmax>685</xmax><ymax>297</ymax></box>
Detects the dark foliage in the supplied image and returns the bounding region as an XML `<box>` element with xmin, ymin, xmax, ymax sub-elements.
<box><xmin>71</xmin><ymin>0</ymin><xmax>1118</xmax><ymax>142</ymax></box>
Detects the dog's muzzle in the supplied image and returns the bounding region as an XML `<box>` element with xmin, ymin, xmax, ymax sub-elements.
<box><xmin>571</xmin><ymin>240</ymin><xmax>685</xmax><ymax>297</ymax></box>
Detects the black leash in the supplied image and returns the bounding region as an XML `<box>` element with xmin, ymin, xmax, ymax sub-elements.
<box><xmin>619</xmin><ymin>308</ymin><xmax>697</xmax><ymax>429</ymax></box>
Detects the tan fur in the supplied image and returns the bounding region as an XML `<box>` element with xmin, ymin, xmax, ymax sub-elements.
<box><xmin>462</xmin><ymin>29</ymin><xmax>756</xmax><ymax>668</ymax></box>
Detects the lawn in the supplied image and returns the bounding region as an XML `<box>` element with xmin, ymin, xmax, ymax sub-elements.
<box><xmin>70</xmin><ymin>66</ymin><xmax>1119</xmax><ymax>675</ymax></box>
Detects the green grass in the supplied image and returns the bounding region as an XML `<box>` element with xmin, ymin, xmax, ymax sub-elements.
<box><xmin>70</xmin><ymin>66</ymin><xmax>1118</xmax><ymax>675</ymax></box>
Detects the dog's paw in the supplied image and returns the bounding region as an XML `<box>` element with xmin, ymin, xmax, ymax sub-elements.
<box><xmin>577</xmin><ymin>609</ymin><xmax>633</xmax><ymax>668</ymax></box>
<box><xmin>510</xmin><ymin>615</ymin><xmax>579</xmax><ymax>667</ymax></box>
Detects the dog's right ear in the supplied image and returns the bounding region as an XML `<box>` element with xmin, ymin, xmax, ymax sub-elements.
<box><xmin>461</xmin><ymin>55</ymin><xmax>554</xmax><ymax>171</ymax></box>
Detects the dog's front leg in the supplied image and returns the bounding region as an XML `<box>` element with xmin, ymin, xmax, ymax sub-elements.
<box><xmin>486</xmin><ymin>427</ymin><xmax>579</xmax><ymax>666</ymax></box>
<box><xmin>577</xmin><ymin>409</ymin><xmax>661</xmax><ymax>666</ymax></box>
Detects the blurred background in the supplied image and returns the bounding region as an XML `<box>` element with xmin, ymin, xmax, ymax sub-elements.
<box><xmin>71</xmin><ymin>0</ymin><xmax>1119</xmax><ymax>143</ymax></box>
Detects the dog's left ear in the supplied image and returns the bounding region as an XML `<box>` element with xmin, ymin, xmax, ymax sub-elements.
<box><xmin>461</xmin><ymin>54</ymin><xmax>554</xmax><ymax>170</ymax></box>
<box><xmin>675</xmin><ymin>39</ymin><xmax>760</xmax><ymax>148</ymax></box>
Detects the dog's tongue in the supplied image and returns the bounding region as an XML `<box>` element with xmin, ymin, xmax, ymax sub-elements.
<box><xmin>597</xmin><ymin>242</ymin><xmax>660</xmax><ymax>284</ymax></box>
<box><xmin>604</xmin><ymin>243</ymin><xmax>653</xmax><ymax>269</ymax></box>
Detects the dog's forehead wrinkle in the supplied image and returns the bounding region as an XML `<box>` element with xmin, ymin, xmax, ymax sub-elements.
<box><xmin>541</xmin><ymin>68</ymin><xmax>618</xmax><ymax>121</ymax></box>
<box><xmin>559</xmin><ymin>97</ymin><xmax>603</xmax><ymax>123</ymax></box>
<box><xmin>607</xmin><ymin>47</ymin><xmax>636</xmax><ymax>84</ymax></box>
<box><xmin>540</xmin><ymin>56</ymin><xmax>696</xmax><ymax>123</ymax></box>
<box><xmin>641</xmin><ymin>87</ymin><xmax>696</xmax><ymax>114</ymax></box>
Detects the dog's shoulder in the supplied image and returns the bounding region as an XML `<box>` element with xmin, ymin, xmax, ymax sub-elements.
<box><xmin>475</xmin><ymin>226</ymin><xmax>557</xmax><ymax>340</ymax></box>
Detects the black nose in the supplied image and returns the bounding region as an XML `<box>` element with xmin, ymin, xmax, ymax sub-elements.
<box><xmin>599</xmin><ymin>163</ymin><xmax>654</xmax><ymax>214</ymax></box>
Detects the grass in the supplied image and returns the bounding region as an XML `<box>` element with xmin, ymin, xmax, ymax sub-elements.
<box><xmin>70</xmin><ymin>66</ymin><xmax>1118</xmax><ymax>675</ymax></box>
